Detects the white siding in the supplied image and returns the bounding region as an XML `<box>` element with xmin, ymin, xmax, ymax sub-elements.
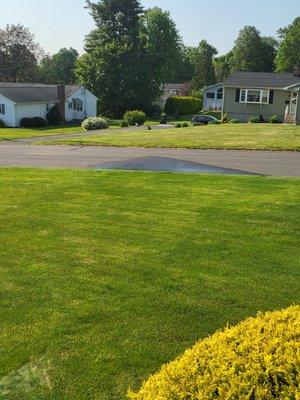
<box><xmin>203</xmin><ymin>84</ymin><xmax>224</xmax><ymax>111</ymax></box>
<box><xmin>0</xmin><ymin>94</ymin><xmax>16</xmax><ymax>127</ymax></box>
<box><xmin>15</xmin><ymin>103</ymin><xmax>48</xmax><ymax>126</ymax></box>
<box><xmin>65</xmin><ymin>87</ymin><xmax>98</xmax><ymax>122</ymax></box>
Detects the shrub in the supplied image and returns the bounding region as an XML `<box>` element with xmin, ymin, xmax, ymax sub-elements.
<box><xmin>123</xmin><ymin>110</ymin><xmax>147</xmax><ymax>126</ymax></box>
<box><xmin>0</xmin><ymin>119</ymin><xmax>5</xmax><ymax>128</ymax></box>
<box><xmin>81</xmin><ymin>117</ymin><xmax>108</xmax><ymax>131</ymax></box>
<box><xmin>182</xmin><ymin>122</ymin><xmax>189</xmax><ymax>127</ymax></box>
<box><xmin>46</xmin><ymin>104</ymin><xmax>63</xmax><ymax>125</ymax></box>
<box><xmin>221</xmin><ymin>112</ymin><xmax>228</xmax><ymax>123</ymax></box>
<box><xmin>175</xmin><ymin>122</ymin><xmax>182</xmax><ymax>128</ymax></box>
<box><xmin>128</xmin><ymin>306</ymin><xmax>300</xmax><ymax>400</ymax></box>
<box><xmin>229</xmin><ymin>119</ymin><xmax>240</xmax><ymax>124</ymax></box>
<box><xmin>120</xmin><ymin>120</ymin><xmax>129</xmax><ymax>128</ymax></box>
<box><xmin>270</xmin><ymin>115</ymin><xmax>280</xmax><ymax>124</ymax></box>
<box><xmin>164</xmin><ymin>97</ymin><xmax>202</xmax><ymax>116</ymax></box>
<box><xmin>32</xmin><ymin>117</ymin><xmax>46</xmax><ymax>127</ymax></box>
<box><xmin>20</xmin><ymin>117</ymin><xmax>34</xmax><ymax>128</ymax></box>
<box><xmin>249</xmin><ymin>115</ymin><xmax>264</xmax><ymax>123</ymax></box>
<box><xmin>208</xmin><ymin>120</ymin><xmax>221</xmax><ymax>125</ymax></box>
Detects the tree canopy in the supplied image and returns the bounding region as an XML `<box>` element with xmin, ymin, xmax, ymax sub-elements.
<box><xmin>39</xmin><ymin>48</ymin><xmax>79</xmax><ymax>84</ymax></box>
<box><xmin>276</xmin><ymin>17</ymin><xmax>300</xmax><ymax>72</ymax></box>
<box><xmin>191</xmin><ymin>40</ymin><xmax>217</xmax><ymax>90</ymax></box>
<box><xmin>0</xmin><ymin>24</ymin><xmax>41</xmax><ymax>82</ymax></box>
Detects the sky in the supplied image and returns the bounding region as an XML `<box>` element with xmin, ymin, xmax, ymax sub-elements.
<box><xmin>1</xmin><ymin>0</ymin><xmax>299</xmax><ymax>56</ymax></box>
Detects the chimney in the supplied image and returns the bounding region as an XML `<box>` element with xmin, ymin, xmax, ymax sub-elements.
<box><xmin>293</xmin><ymin>67</ymin><xmax>300</xmax><ymax>78</ymax></box>
<box><xmin>57</xmin><ymin>84</ymin><xmax>66</xmax><ymax>120</ymax></box>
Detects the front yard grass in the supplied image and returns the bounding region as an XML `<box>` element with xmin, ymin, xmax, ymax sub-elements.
<box><xmin>0</xmin><ymin>125</ymin><xmax>84</xmax><ymax>140</ymax></box>
<box><xmin>0</xmin><ymin>168</ymin><xmax>299</xmax><ymax>399</ymax></box>
<box><xmin>45</xmin><ymin>123</ymin><xmax>300</xmax><ymax>151</ymax></box>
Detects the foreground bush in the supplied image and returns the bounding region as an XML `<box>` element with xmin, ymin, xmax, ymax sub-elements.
<box><xmin>164</xmin><ymin>96</ymin><xmax>202</xmax><ymax>116</ymax></box>
<box><xmin>128</xmin><ymin>306</ymin><xmax>299</xmax><ymax>400</ymax></box>
<box><xmin>124</xmin><ymin>111</ymin><xmax>147</xmax><ymax>126</ymax></box>
<box><xmin>81</xmin><ymin>117</ymin><xmax>108</xmax><ymax>131</ymax></box>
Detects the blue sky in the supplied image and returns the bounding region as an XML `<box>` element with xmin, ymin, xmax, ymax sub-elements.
<box><xmin>1</xmin><ymin>0</ymin><xmax>299</xmax><ymax>55</ymax></box>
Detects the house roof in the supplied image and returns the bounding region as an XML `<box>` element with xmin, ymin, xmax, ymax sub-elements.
<box><xmin>203</xmin><ymin>83</ymin><xmax>223</xmax><ymax>91</ymax></box>
<box><xmin>163</xmin><ymin>83</ymin><xmax>182</xmax><ymax>90</ymax></box>
<box><xmin>0</xmin><ymin>83</ymin><xmax>82</xmax><ymax>103</ymax></box>
<box><xmin>224</xmin><ymin>71</ymin><xmax>300</xmax><ymax>89</ymax></box>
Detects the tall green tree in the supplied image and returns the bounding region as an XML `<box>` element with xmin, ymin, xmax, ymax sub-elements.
<box><xmin>0</xmin><ymin>24</ymin><xmax>42</xmax><ymax>82</ymax></box>
<box><xmin>172</xmin><ymin>46</ymin><xmax>196</xmax><ymax>83</ymax></box>
<box><xmin>77</xmin><ymin>0</ymin><xmax>150</xmax><ymax>116</ymax></box>
<box><xmin>191</xmin><ymin>40</ymin><xmax>217</xmax><ymax>90</ymax></box>
<box><xmin>39</xmin><ymin>48</ymin><xmax>79</xmax><ymax>84</ymax></box>
<box><xmin>231</xmin><ymin>26</ymin><xmax>276</xmax><ymax>72</ymax></box>
<box><xmin>141</xmin><ymin>7</ymin><xmax>182</xmax><ymax>84</ymax></box>
<box><xmin>213</xmin><ymin>51</ymin><xmax>234</xmax><ymax>82</ymax></box>
<box><xmin>276</xmin><ymin>17</ymin><xmax>300</xmax><ymax>72</ymax></box>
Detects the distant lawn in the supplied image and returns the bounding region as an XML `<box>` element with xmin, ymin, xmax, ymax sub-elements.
<box><xmin>0</xmin><ymin>125</ymin><xmax>84</xmax><ymax>140</ymax></box>
<box><xmin>0</xmin><ymin>168</ymin><xmax>299</xmax><ymax>399</ymax></box>
<box><xmin>46</xmin><ymin>123</ymin><xmax>300</xmax><ymax>151</ymax></box>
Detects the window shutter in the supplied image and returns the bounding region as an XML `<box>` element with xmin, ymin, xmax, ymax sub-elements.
<box><xmin>235</xmin><ymin>89</ymin><xmax>240</xmax><ymax>102</ymax></box>
<box><xmin>269</xmin><ymin>90</ymin><xmax>274</xmax><ymax>104</ymax></box>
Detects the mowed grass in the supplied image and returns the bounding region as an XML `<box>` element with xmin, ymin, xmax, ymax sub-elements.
<box><xmin>47</xmin><ymin>123</ymin><xmax>300</xmax><ymax>151</ymax></box>
<box><xmin>0</xmin><ymin>125</ymin><xmax>84</xmax><ymax>140</ymax></box>
<box><xmin>0</xmin><ymin>169</ymin><xmax>299</xmax><ymax>399</ymax></box>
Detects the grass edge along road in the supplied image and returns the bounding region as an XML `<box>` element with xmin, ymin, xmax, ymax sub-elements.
<box><xmin>41</xmin><ymin>123</ymin><xmax>300</xmax><ymax>151</ymax></box>
<box><xmin>0</xmin><ymin>168</ymin><xmax>299</xmax><ymax>399</ymax></box>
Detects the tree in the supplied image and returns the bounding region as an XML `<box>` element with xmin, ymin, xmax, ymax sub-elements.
<box><xmin>141</xmin><ymin>7</ymin><xmax>182</xmax><ymax>84</ymax></box>
<box><xmin>214</xmin><ymin>51</ymin><xmax>234</xmax><ymax>82</ymax></box>
<box><xmin>0</xmin><ymin>24</ymin><xmax>42</xmax><ymax>82</ymax></box>
<box><xmin>172</xmin><ymin>46</ymin><xmax>196</xmax><ymax>83</ymax></box>
<box><xmin>39</xmin><ymin>48</ymin><xmax>79</xmax><ymax>84</ymax></box>
<box><xmin>231</xmin><ymin>26</ymin><xmax>276</xmax><ymax>72</ymax></box>
<box><xmin>191</xmin><ymin>40</ymin><xmax>217</xmax><ymax>90</ymax></box>
<box><xmin>77</xmin><ymin>0</ymin><xmax>151</xmax><ymax>116</ymax></box>
<box><xmin>276</xmin><ymin>17</ymin><xmax>300</xmax><ymax>72</ymax></box>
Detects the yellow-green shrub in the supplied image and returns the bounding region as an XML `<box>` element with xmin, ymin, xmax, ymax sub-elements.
<box><xmin>128</xmin><ymin>306</ymin><xmax>300</xmax><ymax>400</ymax></box>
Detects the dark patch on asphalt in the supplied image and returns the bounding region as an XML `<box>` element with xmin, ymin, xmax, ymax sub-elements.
<box><xmin>92</xmin><ymin>156</ymin><xmax>261</xmax><ymax>175</ymax></box>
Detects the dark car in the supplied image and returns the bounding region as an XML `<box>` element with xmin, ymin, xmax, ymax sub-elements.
<box><xmin>192</xmin><ymin>115</ymin><xmax>219</xmax><ymax>125</ymax></box>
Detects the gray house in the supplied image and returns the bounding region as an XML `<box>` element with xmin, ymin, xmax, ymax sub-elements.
<box><xmin>203</xmin><ymin>83</ymin><xmax>223</xmax><ymax>110</ymax></box>
<box><xmin>222</xmin><ymin>69</ymin><xmax>300</xmax><ymax>124</ymax></box>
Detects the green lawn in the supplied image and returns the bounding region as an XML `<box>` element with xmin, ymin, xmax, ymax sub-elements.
<box><xmin>45</xmin><ymin>123</ymin><xmax>300</xmax><ymax>151</ymax></box>
<box><xmin>0</xmin><ymin>168</ymin><xmax>299</xmax><ymax>399</ymax></box>
<box><xmin>0</xmin><ymin>125</ymin><xmax>84</xmax><ymax>140</ymax></box>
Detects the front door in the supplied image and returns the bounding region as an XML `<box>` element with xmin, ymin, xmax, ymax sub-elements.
<box><xmin>290</xmin><ymin>92</ymin><xmax>297</xmax><ymax>115</ymax></box>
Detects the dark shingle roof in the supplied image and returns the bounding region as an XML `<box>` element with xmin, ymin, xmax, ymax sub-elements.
<box><xmin>224</xmin><ymin>71</ymin><xmax>300</xmax><ymax>89</ymax></box>
<box><xmin>0</xmin><ymin>83</ymin><xmax>81</xmax><ymax>103</ymax></box>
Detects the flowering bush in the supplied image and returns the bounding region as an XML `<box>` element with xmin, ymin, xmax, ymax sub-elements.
<box><xmin>128</xmin><ymin>306</ymin><xmax>300</xmax><ymax>400</ymax></box>
<box><xmin>81</xmin><ymin>117</ymin><xmax>108</xmax><ymax>131</ymax></box>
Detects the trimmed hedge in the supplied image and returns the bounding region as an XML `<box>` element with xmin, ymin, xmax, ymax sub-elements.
<box><xmin>81</xmin><ymin>117</ymin><xmax>108</xmax><ymax>131</ymax></box>
<box><xmin>20</xmin><ymin>117</ymin><xmax>46</xmax><ymax>128</ymax></box>
<box><xmin>128</xmin><ymin>306</ymin><xmax>300</xmax><ymax>400</ymax></box>
<box><xmin>124</xmin><ymin>110</ymin><xmax>147</xmax><ymax>126</ymax></box>
<box><xmin>164</xmin><ymin>97</ymin><xmax>202</xmax><ymax>116</ymax></box>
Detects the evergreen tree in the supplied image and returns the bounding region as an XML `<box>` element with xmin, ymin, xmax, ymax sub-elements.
<box><xmin>39</xmin><ymin>48</ymin><xmax>79</xmax><ymax>84</ymax></box>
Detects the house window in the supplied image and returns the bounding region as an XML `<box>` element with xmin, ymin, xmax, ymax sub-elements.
<box><xmin>0</xmin><ymin>104</ymin><xmax>5</xmax><ymax>115</ymax></box>
<box><xmin>240</xmin><ymin>89</ymin><xmax>270</xmax><ymax>104</ymax></box>
<box><xmin>206</xmin><ymin>92</ymin><xmax>215</xmax><ymax>99</ymax></box>
<box><xmin>217</xmin><ymin>88</ymin><xmax>223</xmax><ymax>100</ymax></box>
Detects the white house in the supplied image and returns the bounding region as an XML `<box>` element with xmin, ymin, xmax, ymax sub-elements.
<box><xmin>0</xmin><ymin>83</ymin><xmax>98</xmax><ymax>127</ymax></box>
<box><xmin>203</xmin><ymin>83</ymin><xmax>223</xmax><ymax>111</ymax></box>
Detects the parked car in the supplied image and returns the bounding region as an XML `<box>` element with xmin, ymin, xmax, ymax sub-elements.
<box><xmin>192</xmin><ymin>115</ymin><xmax>220</xmax><ymax>125</ymax></box>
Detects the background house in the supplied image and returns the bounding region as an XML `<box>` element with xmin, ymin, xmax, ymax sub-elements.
<box><xmin>0</xmin><ymin>83</ymin><xmax>98</xmax><ymax>127</ymax></box>
<box><xmin>223</xmin><ymin>69</ymin><xmax>300</xmax><ymax>123</ymax></box>
<box><xmin>203</xmin><ymin>83</ymin><xmax>223</xmax><ymax>110</ymax></box>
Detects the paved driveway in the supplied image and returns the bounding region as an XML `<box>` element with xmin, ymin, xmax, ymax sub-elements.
<box><xmin>0</xmin><ymin>142</ymin><xmax>299</xmax><ymax>176</ymax></box>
